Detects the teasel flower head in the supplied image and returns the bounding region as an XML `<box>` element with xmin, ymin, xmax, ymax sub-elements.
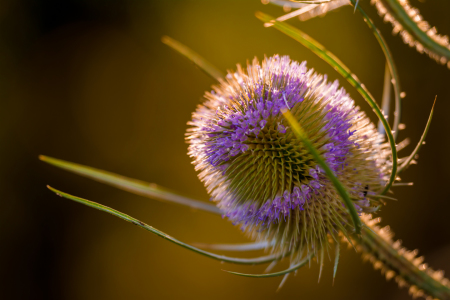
<box><xmin>187</xmin><ymin>55</ymin><xmax>391</xmax><ymax>264</ymax></box>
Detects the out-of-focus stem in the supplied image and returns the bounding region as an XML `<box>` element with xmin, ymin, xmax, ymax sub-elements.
<box><xmin>355</xmin><ymin>215</ymin><xmax>450</xmax><ymax>299</ymax></box>
<box><xmin>374</xmin><ymin>0</ymin><xmax>450</xmax><ymax>67</ymax></box>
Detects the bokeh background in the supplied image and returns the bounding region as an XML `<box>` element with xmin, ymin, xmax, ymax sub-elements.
<box><xmin>1</xmin><ymin>1</ymin><xmax>450</xmax><ymax>299</ymax></box>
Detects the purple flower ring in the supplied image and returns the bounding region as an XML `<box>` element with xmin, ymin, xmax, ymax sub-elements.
<box><xmin>187</xmin><ymin>55</ymin><xmax>390</xmax><ymax>263</ymax></box>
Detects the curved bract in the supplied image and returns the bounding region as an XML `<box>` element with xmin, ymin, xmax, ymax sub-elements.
<box><xmin>46</xmin><ymin>186</ymin><xmax>288</xmax><ymax>265</ymax></box>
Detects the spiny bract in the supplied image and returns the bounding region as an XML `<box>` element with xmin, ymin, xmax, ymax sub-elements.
<box><xmin>187</xmin><ymin>55</ymin><xmax>391</xmax><ymax>264</ymax></box>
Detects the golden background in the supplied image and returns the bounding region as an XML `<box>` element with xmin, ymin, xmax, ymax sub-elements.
<box><xmin>1</xmin><ymin>1</ymin><xmax>450</xmax><ymax>299</ymax></box>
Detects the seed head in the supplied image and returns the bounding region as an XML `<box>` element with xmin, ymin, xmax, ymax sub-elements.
<box><xmin>187</xmin><ymin>55</ymin><xmax>390</xmax><ymax>263</ymax></box>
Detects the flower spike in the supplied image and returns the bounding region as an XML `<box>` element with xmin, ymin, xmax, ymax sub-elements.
<box><xmin>187</xmin><ymin>55</ymin><xmax>390</xmax><ymax>268</ymax></box>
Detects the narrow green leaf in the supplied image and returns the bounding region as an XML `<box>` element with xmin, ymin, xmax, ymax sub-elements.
<box><xmin>47</xmin><ymin>186</ymin><xmax>287</xmax><ymax>265</ymax></box>
<box><xmin>39</xmin><ymin>155</ymin><xmax>222</xmax><ymax>215</ymax></box>
<box><xmin>398</xmin><ymin>98</ymin><xmax>436</xmax><ymax>173</ymax></box>
<box><xmin>161</xmin><ymin>36</ymin><xmax>224</xmax><ymax>81</ymax></box>
<box><xmin>224</xmin><ymin>252</ymin><xmax>314</xmax><ymax>278</ymax></box>
<box><xmin>255</xmin><ymin>12</ymin><xmax>397</xmax><ymax>196</ymax></box>
<box><xmin>283</xmin><ymin>109</ymin><xmax>362</xmax><ymax>235</ymax></box>
<box><xmin>350</xmin><ymin>0</ymin><xmax>402</xmax><ymax>142</ymax></box>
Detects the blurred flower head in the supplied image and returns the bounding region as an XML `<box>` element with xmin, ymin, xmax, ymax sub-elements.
<box><xmin>187</xmin><ymin>55</ymin><xmax>391</xmax><ymax>263</ymax></box>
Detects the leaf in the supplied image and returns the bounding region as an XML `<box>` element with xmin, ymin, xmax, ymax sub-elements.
<box><xmin>224</xmin><ymin>252</ymin><xmax>314</xmax><ymax>278</ymax></box>
<box><xmin>39</xmin><ymin>155</ymin><xmax>222</xmax><ymax>215</ymax></box>
<box><xmin>350</xmin><ymin>0</ymin><xmax>402</xmax><ymax>142</ymax></box>
<box><xmin>47</xmin><ymin>186</ymin><xmax>287</xmax><ymax>265</ymax></box>
<box><xmin>283</xmin><ymin>109</ymin><xmax>362</xmax><ymax>235</ymax></box>
<box><xmin>161</xmin><ymin>36</ymin><xmax>224</xmax><ymax>81</ymax></box>
<box><xmin>255</xmin><ymin>12</ymin><xmax>398</xmax><ymax>196</ymax></box>
<box><xmin>398</xmin><ymin>98</ymin><xmax>436</xmax><ymax>173</ymax></box>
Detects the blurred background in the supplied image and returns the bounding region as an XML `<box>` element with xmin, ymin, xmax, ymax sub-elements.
<box><xmin>1</xmin><ymin>0</ymin><xmax>450</xmax><ymax>299</ymax></box>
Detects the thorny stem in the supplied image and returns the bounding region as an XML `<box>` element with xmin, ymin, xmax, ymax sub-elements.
<box><xmin>355</xmin><ymin>217</ymin><xmax>450</xmax><ymax>300</ymax></box>
<box><xmin>375</xmin><ymin>0</ymin><xmax>450</xmax><ymax>66</ymax></box>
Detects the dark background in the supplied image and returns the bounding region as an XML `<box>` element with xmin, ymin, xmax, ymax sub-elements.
<box><xmin>1</xmin><ymin>1</ymin><xmax>450</xmax><ymax>299</ymax></box>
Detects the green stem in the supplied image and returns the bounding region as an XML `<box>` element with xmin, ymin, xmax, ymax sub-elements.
<box><xmin>39</xmin><ymin>155</ymin><xmax>222</xmax><ymax>215</ymax></box>
<box><xmin>356</xmin><ymin>220</ymin><xmax>450</xmax><ymax>299</ymax></box>
<box><xmin>350</xmin><ymin>0</ymin><xmax>402</xmax><ymax>142</ymax></box>
<box><xmin>47</xmin><ymin>186</ymin><xmax>288</xmax><ymax>265</ymax></box>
